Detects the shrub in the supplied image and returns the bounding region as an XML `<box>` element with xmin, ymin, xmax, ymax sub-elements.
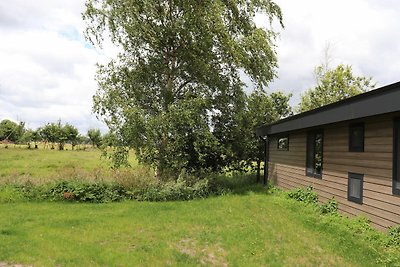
<box><xmin>320</xmin><ymin>198</ymin><xmax>338</xmax><ymax>214</ymax></box>
<box><xmin>287</xmin><ymin>186</ymin><xmax>318</xmax><ymax>205</ymax></box>
<box><xmin>131</xmin><ymin>177</ymin><xmax>224</xmax><ymax>202</ymax></box>
<box><xmin>42</xmin><ymin>181</ymin><xmax>129</xmax><ymax>203</ymax></box>
<box><xmin>387</xmin><ymin>226</ymin><xmax>400</xmax><ymax>247</ymax></box>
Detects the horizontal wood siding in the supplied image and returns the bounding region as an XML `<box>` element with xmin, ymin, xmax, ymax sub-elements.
<box><xmin>268</xmin><ymin>115</ymin><xmax>400</xmax><ymax>230</ymax></box>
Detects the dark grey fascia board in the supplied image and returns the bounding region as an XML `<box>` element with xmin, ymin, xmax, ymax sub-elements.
<box><xmin>257</xmin><ymin>81</ymin><xmax>400</xmax><ymax>136</ymax></box>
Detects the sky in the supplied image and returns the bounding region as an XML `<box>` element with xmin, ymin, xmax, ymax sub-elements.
<box><xmin>0</xmin><ymin>0</ymin><xmax>399</xmax><ymax>134</ymax></box>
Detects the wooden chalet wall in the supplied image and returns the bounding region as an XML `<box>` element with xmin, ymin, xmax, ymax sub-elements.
<box><xmin>268</xmin><ymin>115</ymin><xmax>400</xmax><ymax>231</ymax></box>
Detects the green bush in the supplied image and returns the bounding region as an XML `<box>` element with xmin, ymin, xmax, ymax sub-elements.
<box><xmin>131</xmin><ymin>177</ymin><xmax>225</xmax><ymax>202</ymax></box>
<box><xmin>43</xmin><ymin>181</ymin><xmax>129</xmax><ymax>203</ymax></box>
<box><xmin>320</xmin><ymin>198</ymin><xmax>338</xmax><ymax>214</ymax></box>
<box><xmin>387</xmin><ymin>226</ymin><xmax>400</xmax><ymax>247</ymax></box>
<box><xmin>287</xmin><ymin>186</ymin><xmax>318</xmax><ymax>205</ymax></box>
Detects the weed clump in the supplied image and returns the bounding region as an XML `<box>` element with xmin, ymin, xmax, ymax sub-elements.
<box><xmin>287</xmin><ymin>186</ymin><xmax>318</xmax><ymax>205</ymax></box>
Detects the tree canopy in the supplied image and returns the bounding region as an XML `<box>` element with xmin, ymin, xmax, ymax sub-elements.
<box><xmin>298</xmin><ymin>64</ymin><xmax>376</xmax><ymax>112</ymax></box>
<box><xmin>87</xmin><ymin>128</ymin><xmax>102</xmax><ymax>148</ymax></box>
<box><xmin>83</xmin><ymin>0</ymin><xmax>284</xmax><ymax>176</ymax></box>
<box><xmin>0</xmin><ymin>119</ymin><xmax>25</xmax><ymax>143</ymax></box>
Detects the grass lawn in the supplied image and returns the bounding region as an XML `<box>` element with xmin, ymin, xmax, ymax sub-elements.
<box><xmin>0</xmin><ymin>192</ymin><xmax>387</xmax><ymax>267</ymax></box>
<box><xmin>1</xmin><ymin>147</ymin><xmax>397</xmax><ymax>266</ymax></box>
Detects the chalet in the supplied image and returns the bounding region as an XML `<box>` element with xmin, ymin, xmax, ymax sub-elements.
<box><xmin>256</xmin><ymin>81</ymin><xmax>400</xmax><ymax>230</ymax></box>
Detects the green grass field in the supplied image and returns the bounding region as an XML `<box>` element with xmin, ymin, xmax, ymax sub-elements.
<box><xmin>0</xmin><ymin>145</ymin><xmax>137</xmax><ymax>185</ymax></box>
<box><xmin>0</xmin><ymin>193</ymin><xmax>389</xmax><ymax>267</ymax></box>
<box><xmin>0</xmin><ymin>147</ymin><xmax>399</xmax><ymax>266</ymax></box>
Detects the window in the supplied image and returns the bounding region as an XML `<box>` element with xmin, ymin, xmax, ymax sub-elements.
<box><xmin>349</xmin><ymin>123</ymin><xmax>364</xmax><ymax>152</ymax></box>
<box><xmin>306</xmin><ymin>130</ymin><xmax>323</xmax><ymax>178</ymax></box>
<box><xmin>348</xmin><ymin>172</ymin><xmax>364</xmax><ymax>203</ymax></box>
<box><xmin>393</xmin><ymin>118</ymin><xmax>400</xmax><ymax>195</ymax></box>
<box><xmin>277</xmin><ymin>136</ymin><xmax>289</xmax><ymax>151</ymax></box>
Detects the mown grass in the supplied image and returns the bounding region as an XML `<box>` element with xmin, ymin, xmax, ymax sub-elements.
<box><xmin>0</xmin><ymin>192</ymin><xmax>390</xmax><ymax>267</ymax></box>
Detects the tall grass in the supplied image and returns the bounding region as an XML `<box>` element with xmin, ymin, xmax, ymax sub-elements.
<box><xmin>0</xmin><ymin>146</ymin><xmax>137</xmax><ymax>185</ymax></box>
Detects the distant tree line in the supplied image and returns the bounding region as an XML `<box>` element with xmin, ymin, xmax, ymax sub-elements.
<box><xmin>0</xmin><ymin>119</ymin><xmax>105</xmax><ymax>150</ymax></box>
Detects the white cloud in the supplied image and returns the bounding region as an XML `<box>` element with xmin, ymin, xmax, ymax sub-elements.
<box><xmin>0</xmin><ymin>0</ymin><xmax>110</xmax><ymax>134</ymax></box>
<box><xmin>0</xmin><ymin>0</ymin><xmax>399</xmax><ymax>134</ymax></box>
<box><xmin>268</xmin><ymin>0</ymin><xmax>400</xmax><ymax>105</ymax></box>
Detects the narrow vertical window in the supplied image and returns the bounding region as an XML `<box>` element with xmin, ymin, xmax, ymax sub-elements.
<box><xmin>277</xmin><ymin>136</ymin><xmax>289</xmax><ymax>151</ymax></box>
<box><xmin>349</xmin><ymin>123</ymin><xmax>364</xmax><ymax>152</ymax></box>
<box><xmin>393</xmin><ymin>119</ymin><xmax>400</xmax><ymax>195</ymax></box>
<box><xmin>306</xmin><ymin>130</ymin><xmax>323</xmax><ymax>178</ymax></box>
<box><xmin>348</xmin><ymin>172</ymin><xmax>364</xmax><ymax>203</ymax></box>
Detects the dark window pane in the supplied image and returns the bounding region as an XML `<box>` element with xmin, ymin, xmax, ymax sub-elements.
<box><xmin>278</xmin><ymin>137</ymin><xmax>289</xmax><ymax>150</ymax></box>
<box><xmin>314</xmin><ymin>133</ymin><xmax>323</xmax><ymax>175</ymax></box>
<box><xmin>349</xmin><ymin>124</ymin><xmax>364</xmax><ymax>152</ymax></box>
<box><xmin>395</xmin><ymin>181</ymin><xmax>400</xmax><ymax>190</ymax></box>
<box><xmin>394</xmin><ymin>118</ymin><xmax>400</xmax><ymax>195</ymax></box>
<box><xmin>306</xmin><ymin>131</ymin><xmax>323</xmax><ymax>178</ymax></box>
<box><xmin>306</xmin><ymin>133</ymin><xmax>315</xmax><ymax>176</ymax></box>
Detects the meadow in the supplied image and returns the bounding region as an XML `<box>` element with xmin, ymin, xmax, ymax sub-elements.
<box><xmin>0</xmin><ymin>144</ymin><xmax>137</xmax><ymax>185</ymax></box>
<box><xmin>0</xmin><ymin>146</ymin><xmax>399</xmax><ymax>266</ymax></box>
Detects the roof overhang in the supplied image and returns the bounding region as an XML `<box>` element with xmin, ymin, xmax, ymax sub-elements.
<box><xmin>256</xmin><ymin>81</ymin><xmax>400</xmax><ymax>137</ymax></box>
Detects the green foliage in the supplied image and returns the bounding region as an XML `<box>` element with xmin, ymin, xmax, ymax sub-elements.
<box><xmin>63</xmin><ymin>123</ymin><xmax>79</xmax><ymax>149</ymax></box>
<box><xmin>319</xmin><ymin>198</ymin><xmax>338</xmax><ymax>214</ymax></box>
<box><xmin>87</xmin><ymin>128</ymin><xmax>102</xmax><ymax>148</ymax></box>
<box><xmin>298</xmin><ymin>64</ymin><xmax>376</xmax><ymax>112</ymax></box>
<box><xmin>19</xmin><ymin>129</ymin><xmax>34</xmax><ymax>148</ymax></box>
<box><xmin>237</xmin><ymin>90</ymin><xmax>292</xmax><ymax>175</ymax></box>
<box><xmin>39</xmin><ymin>122</ymin><xmax>59</xmax><ymax>149</ymax></box>
<box><xmin>44</xmin><ymin>181</ymin><xmax>128</xmax><ymax>203</ymax></box>
<box><xmin>387</xmin><ymin>226</ymin><xmax>400</xmax><ymax>247</ymax></box>
<box><xmin>4</xmin><ymin>176</ymin><xmax>227</xmax><ymax>203</ymax></box>
<box><xmin>286</xmin><ymin>186</ymin><xmax>400</xmax><ymax>266</ymax></box>
<box><xmin>132</xmin><ymin>177</ymin><xmax>223</xmax><ymax>202</ymax></box>
<box><xmin>0</xmin><ymin>119</ymin><xmax>25</xmax><ymax>142</ymax></box>
<box><xmin>287</xmin><ymin>186</ymin><xmax>318</xmax><ymax>205</ymax></box>
<box><xmin>83</xmin><ymin>0</ymin><xmax>283</xmax><ymax>175</ymax></box>
<box><xmin>39</xmin><ymin>121</ymin><xmax>80</xmax><ymax>150</ymax></box>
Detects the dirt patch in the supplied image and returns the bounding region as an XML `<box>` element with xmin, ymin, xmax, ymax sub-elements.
<box><xmin>0</xmin><ymin>263</ymin><xmax>32</xmax><ymax>267</ymax></box>
<box><xmin>175</xmin><ymin>238</ymin><xmax>228</xmax><ymax>267</ymax></box>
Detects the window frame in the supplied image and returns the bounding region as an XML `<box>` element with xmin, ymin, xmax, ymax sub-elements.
<box><xmin>277</xmin><ymin>136</ymin><xmax>289</xmax><ymax>151</ymax></box>
<box><xmin>349</xmin><ymin>123</ymin><xmax>365</xmax><ymax>152</ymax></box>
<box><xmin>348</xmin><ymin>172</ymin><xmax>364</xmax><ymax>204</ymax></box>
<box><xmin>306</xmin><ymin>129</ymin><xmax>324</xmax><ymax>179</ymax></box>
<box><xmin>393</xmin><ymin>118</ymin><xmax>400</xmax><ymax>195</ymax></box>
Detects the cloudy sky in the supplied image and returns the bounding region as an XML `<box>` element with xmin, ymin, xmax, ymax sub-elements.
<box><xmin>0</xmin><ymin>0</ymin><xmax>399</xmax><ymax>134</ymax></box>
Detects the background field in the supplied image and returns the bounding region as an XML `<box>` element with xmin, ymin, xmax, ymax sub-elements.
<box><xmin>0</xmin><ymin>145</ymin><xmax>137</xmax><ymax>185</ymax></box>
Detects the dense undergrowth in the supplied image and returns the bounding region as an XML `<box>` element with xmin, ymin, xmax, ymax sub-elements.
<box><xmin>0</xmin><ymin>171</ymin><xmax>257</xmax><ymax>203</ymax></box>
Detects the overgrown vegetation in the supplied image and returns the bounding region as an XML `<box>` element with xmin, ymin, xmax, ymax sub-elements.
<box><xmin>287</xmin><ymin>185</ymin><xmax>319</xmax><ymax>205</ymax></box>
<box><xmin>287</xmin><ymin>186</ymin><xmax>400</xmax><ymax>266</ymax></box>
<box><xmin>0</xmin><ymin>176</ymin><xmax>228</xmax><ymax>203</ymax></box>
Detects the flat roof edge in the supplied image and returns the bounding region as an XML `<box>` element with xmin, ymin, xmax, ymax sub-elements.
<box><xmin>257</xmin><ymin>81</ymin><xmax>400</xmax><ymax>136</ymax></box>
